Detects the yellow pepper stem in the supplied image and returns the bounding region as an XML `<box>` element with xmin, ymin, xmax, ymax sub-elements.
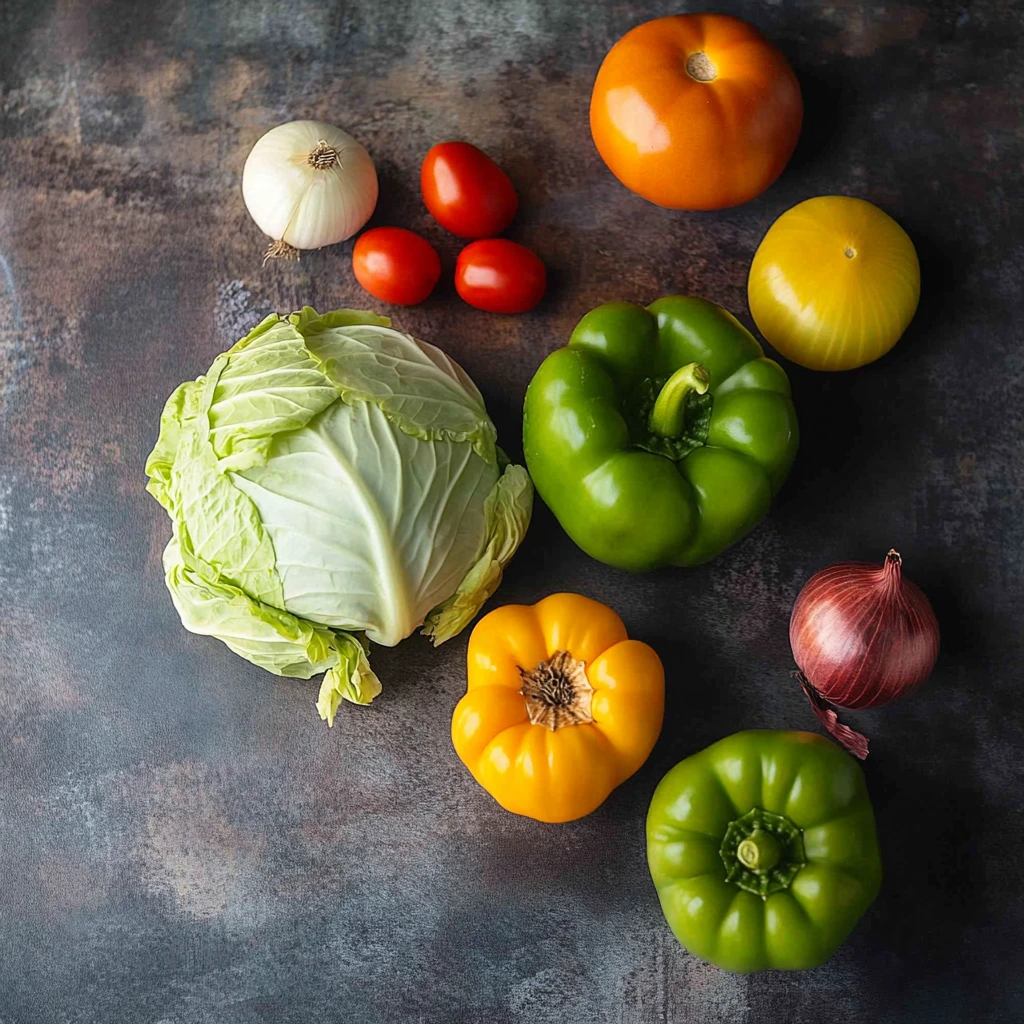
<box><xmin>518</xmin><ymin>650</ymin><xmax>594</xmax><ymax>731</ymax></box>
<box><xmin>648</xmin><ymin>362</ymin><xmax>710</xmax><ymax>438</ymax></box>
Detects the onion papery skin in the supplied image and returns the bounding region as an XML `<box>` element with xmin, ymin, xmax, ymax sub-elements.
<box><xmin>791</xmin><ymin>552</ymin><xmax>939</xmax><ymax>710</ymax></box>
<box><xmin>241</xmin><ymin>120</ymin><xmax>378</xmax><ymax>255</ymax></box>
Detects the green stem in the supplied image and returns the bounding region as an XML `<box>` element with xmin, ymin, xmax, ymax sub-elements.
<box><xmin>736</xmin><ymin>830</ymin><xmax>782</xmax><ymax>872</ymax></box>
<box><xmin>648</xmin><ymin>362</ymin><xmax>710</xmax><ymax>438</ymax></box>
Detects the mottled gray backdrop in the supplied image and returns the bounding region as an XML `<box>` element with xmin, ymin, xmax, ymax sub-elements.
<box><xmin>1</xmin><ymin>1</ymin><xmax>1022</xmax><ymax>1021</ymax></box>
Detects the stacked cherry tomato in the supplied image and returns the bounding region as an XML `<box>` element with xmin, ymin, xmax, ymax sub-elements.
<box><xmin>353</xmin><ymin>142</ymin><xmax>547</xmax><ymax>312</ymax></box>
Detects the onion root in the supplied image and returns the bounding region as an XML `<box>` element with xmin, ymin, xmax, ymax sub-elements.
<box><xmin>263</xmin><ymin>239</ymin><xmax>301</xmax><ymax>266</ymax></box>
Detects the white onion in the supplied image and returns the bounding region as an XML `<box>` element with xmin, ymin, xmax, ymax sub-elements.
<box><xmin>241</xmin><ymin>120</ymin><xmax>378</xmax><ymax>263</ymax></box>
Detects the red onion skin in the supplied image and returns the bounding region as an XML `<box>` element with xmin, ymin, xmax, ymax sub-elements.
<box><xmin>790</xmin><ymin>551</ymin><xmax>940</xmax><ymax>758</ymax></box>
<box><xmin>791</xmin><ymin>551</ymin><xmax>939</xmax><ymax>708</ymax></box>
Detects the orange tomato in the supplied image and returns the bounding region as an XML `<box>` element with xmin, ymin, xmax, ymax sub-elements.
<box><xmin>590</xmin><ymin>14</ymin><xmax>803</xmax><ymax>210</ymax></box>
<box><xmin>451</xmin><ymin>593</ymin><xmax>664</xmax><ymax>823</ymax></box>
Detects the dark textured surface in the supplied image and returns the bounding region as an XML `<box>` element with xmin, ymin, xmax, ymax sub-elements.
<box><xmin>1</xmin><ymin>1</ymin><xmax>1022</xmax><ymax>1021</ymax></box>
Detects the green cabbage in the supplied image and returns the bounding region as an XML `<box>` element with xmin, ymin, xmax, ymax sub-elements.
<box><xmin>146</xmin><ymin>307</ymin><xmax>532</xmax><ymax>724</ymax></box>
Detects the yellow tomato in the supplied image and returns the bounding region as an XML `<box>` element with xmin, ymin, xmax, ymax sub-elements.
<box><xmin>451</xmin><ymin>593</ymin><xmax>664</xmax><ymax>823</ymax></box>
<box><xmin>748</xmin><ymin>196</ymin><xmax>920</xmax><ymax>371</ymax></box>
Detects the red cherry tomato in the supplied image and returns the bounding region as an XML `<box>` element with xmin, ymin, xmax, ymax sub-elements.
<box><xmin>455</xmin><ymin>239</ymin><xmax>547</xmax><ymax>314</ymax></box>
<box><xmin>421</xmin><ymin>142</ymin><xmax>518</xmax><ymax>239</ymax></box>
<box><xmin>352</xmin><ymin>227</ymin><xmax>441</xmax><ymax>306</ymax></box>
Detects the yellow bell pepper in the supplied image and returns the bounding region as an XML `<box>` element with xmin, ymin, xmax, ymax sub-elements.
<box><xmin>451</xmin><ymin>593</ymin><xmax>664</xmax><ymax>823</ymax></box>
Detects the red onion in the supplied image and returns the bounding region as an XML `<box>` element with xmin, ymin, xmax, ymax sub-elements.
<box><xmin>790</xmin><ymin>550</ymin><xmax>940</xmax><ymax>759</ymax></box>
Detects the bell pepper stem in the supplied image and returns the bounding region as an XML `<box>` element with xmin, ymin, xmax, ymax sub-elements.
<box><xmin>648</xmin><ymin>362</ymin><xmax>710</xmax><ymax>438</ymax></box>
<box><xmin>518</xmin><ymin>650</ymin><xmax>594</xmax><ymax>731</ymax></box>
<box><xmin>737</xmin><ymin>830</ymin><xmax>782</xmax><ymax>872</ymax></box>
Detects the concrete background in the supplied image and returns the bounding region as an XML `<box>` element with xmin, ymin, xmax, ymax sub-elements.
<box><xmin>1</xmin><ymin>1</ymin><xmax>1022</xmax><ymax>1021</ymax></box>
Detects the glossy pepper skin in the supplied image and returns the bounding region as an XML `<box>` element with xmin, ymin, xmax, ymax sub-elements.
<box><xmin>523</xmin><ymin>297</ymin><xmax>798</xmax><ymax>571</ymax></box>
<box><xmin>451</xmin><ymin>593</ymin><xmax>664</xmax><ymax>823</ymax></box>
<box><xmin>647</xmin><ymin>731</ymin><xmax>882</xmax><ymax>973</ymax></box>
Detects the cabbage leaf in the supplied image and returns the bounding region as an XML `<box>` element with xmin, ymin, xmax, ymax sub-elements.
<box><xmin>145</xmin><ymin>308</ymin><xmax>532</xmax><ymax>723</ymax></box>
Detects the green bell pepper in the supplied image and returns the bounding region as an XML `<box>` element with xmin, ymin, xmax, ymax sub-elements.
<box><xmin>647</xmin><ymin>731</ymin><xmax>882</xmax><ymax>973</ymax></box>
<box><xmin>523</xmin><ymin>297</ymin><xmax>798</xmax><ymax>570</ymax></box>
